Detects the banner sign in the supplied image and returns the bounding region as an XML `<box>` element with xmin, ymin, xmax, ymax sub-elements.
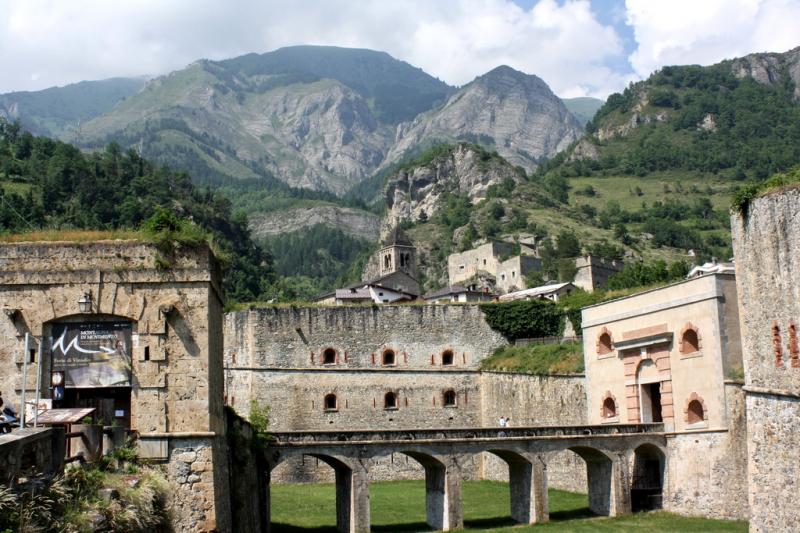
<box><xmin>51</xmin><ymin>322</ymin><xmax>132</xmax><ymax>388</ymax></box>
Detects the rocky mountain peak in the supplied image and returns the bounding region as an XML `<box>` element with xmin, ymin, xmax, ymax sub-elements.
<box><xmin>384</xmin><ymin>65</ymin><xmax>582</xmax><ymax>173</ymax></box>
<box><xmin>472</xmin><ymin>64</ymin><xmax>550</xmax><ymax>93</ymax></box>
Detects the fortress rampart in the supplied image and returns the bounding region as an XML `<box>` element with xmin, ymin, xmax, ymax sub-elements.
<box><xmin>732</xmin><ymin>187</ymin><xmax>800</xmax><ymax>531</ymax></box>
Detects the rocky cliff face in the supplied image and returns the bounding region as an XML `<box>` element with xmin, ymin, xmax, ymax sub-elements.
<box><xmin>730</xmin><ymin>46</ymin><xmax>800</xmax><ymax>100</ymax></box>
<box><xmin>80</xmin><ymin>64</ymin><xmax>393</xmax><ymax>193</ymax></box>
<box><xmin>4</xmin><ymin>48</ymin><xmax>584</xmax><ymax>197</ymax></box>
<box><xmin>248</xmin><ymin>205</ymin><xmax>380</xmax><ymax>242</ymax></box>
<box><xmin>384</xmin><ymin>143</ymin><xmax>525</xmax><ymax>227</ymax></box>
<box><xmin>384</xmin><ymin>66</ymin><xmax>583</xmax><ymax>172</ymax></box>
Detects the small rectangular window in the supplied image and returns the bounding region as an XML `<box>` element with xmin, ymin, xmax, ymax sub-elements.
<box><xmin>144</xmin><ymin>346</ymin><xmax>150</xmax><ymax>361</ymax></box>
<box><xmin>29</xmin><ymin>348</ymin><xmax>36</xmax><ymax>363</ymax></box>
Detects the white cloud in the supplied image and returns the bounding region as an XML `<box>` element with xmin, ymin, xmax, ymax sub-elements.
<box><xmin>626</xmin><ymin>0</ymin><xmax>800</xmax><ymax>78</ymax></box>
<box><xmin>0</xmin><ymin>0</ymin><xmax>625</xmax><ymax>97</ymax></box>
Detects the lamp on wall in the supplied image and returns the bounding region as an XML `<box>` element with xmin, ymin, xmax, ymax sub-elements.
<box><xmin>78</xmin><ymin>291</ymin><xmax>93</xmax><ymax>313</ymax></box>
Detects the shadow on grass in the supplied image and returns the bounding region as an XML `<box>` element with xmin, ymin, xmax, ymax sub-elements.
<box><xmin>550</xmin><ymin>506</ymin><xmax>595</xmax><ymax>521</ymax></box>
<box><xmin>273</xmin><ymin>508</ymin><xmax>594</xmax><ymax>532</ymax></box>
<box><xmin>271</xmin><ymin>524</ymin><xmax>338</xmax><ymax>533</ymax></box>
<box><xmin>372</xmin><ymin>521</ymin><xmax>432</xmax><ymax>532</ymax></box>
<box><xmin>464</xmin><ymin>516</ymin><xmax>517</xmax><ymax>529</ymax></box>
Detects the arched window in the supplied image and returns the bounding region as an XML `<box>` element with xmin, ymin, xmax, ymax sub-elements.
<box><xmin>602</xmin><ymin>397</ymin><xmax>617</xmax><ymax>418</ymax></box>
<box><xmin>322</xmin><ymin>347</ymin><xmax>337</xmax><ymax>365</ymax></box>
<box><xmin>597</xmin><ymin>330</ymin><xmax>613</xmax><ymax>355</ymax></box>
<box><xmin>443</xmin><ymin>389</ymin><xmax>457</xmax><ymax>407</ymax></box>
<box><xmin>441</xmin><ymin>349</ymin><xmax>454</xmax><ymax>366</ymax></box>
<box><xmin>324</xmin><ymin>394</ymin><xmax>338</xmax><ymax>411</ymax></box>
<box><xmin>384</xmin><ymin>254</ymin><xmax>391</xmax><ymax>269</ymax></box>
<box><xmin>384</xmin><ymin>392</ymin><xmax>398</xmax><ymax>409</ymax></box>
<box><xmin>687</xmin><ymin>399</ymin><xmax>704</xmax><ymax>424</ymax></box>
<box><xmin>382</xmin><ymin>349</ymin><xmax>396</xmax><ymax>366</ymax></box>
<box><xmin>681</xmin><ymin>327</ymin><xmax>700</xmax><ymax>354</ymax></box>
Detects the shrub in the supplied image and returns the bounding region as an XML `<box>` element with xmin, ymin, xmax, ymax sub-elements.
<box><xmin>479</xmin><ymin>300</ymin><xmax>563</xmax><ymax>341</ymax></box>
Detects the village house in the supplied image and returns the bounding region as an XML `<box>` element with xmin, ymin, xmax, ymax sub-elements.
<box><xmin>423</xmin><ymin>285</ymin><xmax>495</xmax><ymax>304</ymax></box>
<box><xmin>499</xmin><ymin>282</ymin><xmax>576</xmax><ymax>303</ymax></box>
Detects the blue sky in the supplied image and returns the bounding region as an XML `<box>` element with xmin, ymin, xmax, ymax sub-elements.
<box><xmin>1</xmin><ymin>0</ymin><xmax>799</xmax><ymax>97</ymax></box>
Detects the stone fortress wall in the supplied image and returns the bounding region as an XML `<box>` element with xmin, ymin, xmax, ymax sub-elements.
<box><xmin>731</xmin><ymin>187</ymin><xmax>800</xmax><ymax>532</ymax></box>
<box><xmin>223</xmin><ymin>305</ymin><xmax>588</xmax><ymax>489</ymax></box>
<box><xmin>0</xmin><ymin>241</ymin><xmax>231</xmax><ymax>533</ymax></box>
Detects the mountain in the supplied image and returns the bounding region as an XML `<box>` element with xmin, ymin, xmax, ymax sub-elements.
<box><xmin>561</xmin><ymin>97</ymin><xmax>604</xmax><ymax>126</ymax></box>
<box><xmin>249</xmin><ymin>205</ymin><xmax>379</xmax><ymax>242</ymax></box>
<box><xmin>383</xmin><ymin>66</ymin><xmax>583</xmax><ymax>173</ymax></box>
<box><xmin>75</xmin><ymin>46</ymin><xmax>452</xmax><ymax>194</ymax></box>
<box><xmin>16</xmin><ymin>48</ymin><xmax>580</xmax><ymax>196</ymax></box>
<box><xmin>0</xmin><ymin>77</ymin><xmax>146</xmax><ymax>139</ymax></box>
<box><xmin>219</xmin><ymin>45</ymin><xmax>454</xmax><ymax>124</ymax></box>
<box><xmin>0</xmin><ymin>119</ymin><xmax>273</xmax><ymax>303</ymax></box>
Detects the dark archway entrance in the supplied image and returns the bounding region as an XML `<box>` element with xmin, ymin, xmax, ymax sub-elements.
<box><xmin>631</xmin><ymin>444</ymin><xmax>665</xmax><ymax>512</ymax></box>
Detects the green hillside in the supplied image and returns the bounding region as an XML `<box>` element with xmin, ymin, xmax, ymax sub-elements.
<box><xmin>0</xmin><ymin>118</ymin><xmax>275</xmax><ymax>302</ymax></box>
<box><xmin>576</xmin><ymin>61</ymin><xmax>800</xmax><ymax>180</ymax></box>
<box><xmin>0</xmin><ymin>77</ymin><xmax>145</xmax><ymax>139</ymax></box>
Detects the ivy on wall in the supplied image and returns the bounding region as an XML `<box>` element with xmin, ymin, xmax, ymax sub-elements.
<box><xmin>479</xmin><ymin>300</ymin><xmax>563</xmax><ymax>341</ymax></box>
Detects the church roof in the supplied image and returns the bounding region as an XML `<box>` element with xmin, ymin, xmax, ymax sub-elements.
<box><xmin>382</xmin><ymin>226</ymin><xmax>413</xmax><ymax>247</ymax></box>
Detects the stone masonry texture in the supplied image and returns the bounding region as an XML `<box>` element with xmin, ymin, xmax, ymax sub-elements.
<box><xmin>732</xmin><ymin>187</ymin><xmax>800</xmax><ymax>532</ymax></box>
<box><xmin>223</xmin><ymin>305</ymin><xmax>589</xmax><ymax>490</ymax></box>
<box><xmin>0</xmin><ymin>241</ymin><xmax>232</xmax><ymax>533</ymax></box>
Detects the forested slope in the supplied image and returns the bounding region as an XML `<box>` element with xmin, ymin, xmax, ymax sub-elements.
<box><xmin>0</xmin><ymin>119</ymin><xmax>273</xmax><ymax>302</ymax></box>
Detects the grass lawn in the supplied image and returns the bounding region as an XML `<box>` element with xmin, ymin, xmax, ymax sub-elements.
<box><xmin>270</xmin><ymin>480</ymin><xmax>747</xmax><ymax>532</ymax></box>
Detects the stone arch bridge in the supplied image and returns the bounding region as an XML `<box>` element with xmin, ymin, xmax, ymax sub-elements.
<box><xmin>264</xmin><ymin>423</ymin><xmax>666</xmax><ymax>533</ymax></box>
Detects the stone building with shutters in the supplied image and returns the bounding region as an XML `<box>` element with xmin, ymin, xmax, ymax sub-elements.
<box><xmin>581</xmin><ymin>272</ymin><xmax>748</xmax><ymax>519</ymax></box>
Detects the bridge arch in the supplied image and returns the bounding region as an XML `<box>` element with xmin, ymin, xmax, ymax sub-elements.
<box><xmin>266</xmin><ymin>452</ymin><xmax>369</xmax><ymax>533</ymax></box>
<box><xmin>395</xmin><ymin>450</ymin><xmax>463</xmax><ymax>531</ymax></box>
<box><xmin>631</xmin><ymin>443</ymin><xmax>665</xmax><ymax>511</ymax></box>
<box><xmin>568</xmin><ymin>446</ymin><xmax>617</xmax><ymax>516</ymax></box>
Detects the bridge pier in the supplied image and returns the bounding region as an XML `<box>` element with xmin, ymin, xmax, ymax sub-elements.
<box><xmin>333</xmin><ymin>458</ymin><xmax>371</xmax><ymax>533</ymax></box>
<box><xmin>509</xmin><ymin>453</ymin><xmax>549</xmax><ymax>524</ymax></box>
<box><xmin>573</xmin><ymin>447</ymin><xmax>632</xmax><ymax>517</ymax></box>
<box><xmin>609</xmin><ymin>453</ymin><xmax>632</xmax><ymax>517</ymax></box>
<box><xmin>405</xmin><ymin>452</ymin><xmax>464</xmax><ymax>531</ymax></box>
